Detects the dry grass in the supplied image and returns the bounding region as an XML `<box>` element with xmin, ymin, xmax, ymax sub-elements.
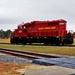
<box><xmin>74</xmin><ymin>38</ymin><xmax>75</xmax><ymax>43</ymax></box>
<box><xmin>0</xmin><ymin>38</ymin><xmax>10</xmax><ymax>43</ymax></box>
<box><xmin>0</xmin><ymin>62</ymin><xmax>27</xmax><ymax>75</ymax></box>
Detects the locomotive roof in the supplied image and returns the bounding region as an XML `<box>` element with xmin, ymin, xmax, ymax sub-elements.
<box><xmin>30</xmin><ymin>19</ymin><xmax>67</xmax><ymax>23</ymax></box>
<box><xmin>18</xmin><ymin>19</ymin><xmax>67</xmax><ymax>27</ymax></box>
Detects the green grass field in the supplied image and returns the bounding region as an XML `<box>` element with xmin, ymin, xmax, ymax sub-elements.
<box><xmin>0</xmin><ymin>38</ymin><xmax>75</xmax><ymax>56</ymax></box>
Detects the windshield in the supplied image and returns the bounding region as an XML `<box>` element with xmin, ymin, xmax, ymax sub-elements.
<box><xmin>18</xmin><ymin>26</ymin><xmax>22</xmax><ymax>30</ymax></box>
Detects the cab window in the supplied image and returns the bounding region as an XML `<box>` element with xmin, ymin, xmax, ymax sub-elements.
<box><xmin>18</xmin><ymin>26</ymin><xmax>22</xmax><ymax>30</ymax></box>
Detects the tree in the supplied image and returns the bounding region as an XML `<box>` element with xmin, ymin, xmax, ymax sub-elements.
<box><xmin>5</xmin><ymin>30</ymin><xmax>12</xmax><ymax>38</ymax></box>
<box><xmin>0</xmin><ymin>29</ymin><xmax>5</xmax><ymax>38</ymax></box>
<box><xmin>0</xmin><ymin>29</ymin><xmax>12</xmax><ymax>38</ymax></box>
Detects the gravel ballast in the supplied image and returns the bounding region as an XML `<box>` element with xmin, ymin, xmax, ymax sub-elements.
<box><xmin>0</xmin><ymin>53</ymin><xmax>31</xmax><ymax>64</ymax></box>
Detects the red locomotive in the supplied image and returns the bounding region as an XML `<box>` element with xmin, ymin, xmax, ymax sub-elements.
<box><xmin>10</xmin><ymin>19</ymin><xmax>73</xmax><ymax>45</ymax></box>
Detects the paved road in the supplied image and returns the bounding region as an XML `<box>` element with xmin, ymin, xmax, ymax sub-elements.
<box><xmin>24</xmin><ymin>66</ymin><xmax>75</xmax><ymax>75</ymax></box>
<box><xmin>32</xmin><ymin>57</ymin><xmax>75</xmax><ymax>69</ymax></box>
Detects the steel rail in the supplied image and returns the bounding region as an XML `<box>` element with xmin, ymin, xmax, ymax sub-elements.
<box><xmin>0</xmin><ymin>48</ymin><xmax>59</xmax><ymax>59</ymax></box>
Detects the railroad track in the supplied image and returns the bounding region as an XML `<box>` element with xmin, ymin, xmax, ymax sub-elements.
<box><xmin>0</xmin><ymin>48</ymin><xmax>59</xmax><ymax>60</ymax></box>
<box><xmin>0</xmin><ymin>48</ymin><xmax>75</xmax><ymax>69</ymax></box>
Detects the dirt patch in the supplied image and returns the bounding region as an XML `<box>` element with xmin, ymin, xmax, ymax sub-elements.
<box><xmin>0</xmin><ymin>62</ymin><xmax>28</xmax><ymax>75</ymax></box>
<box><xmin>0</xmin><ymin>62</ymin><xmax>52</xmax><ymax>75</ymax></box>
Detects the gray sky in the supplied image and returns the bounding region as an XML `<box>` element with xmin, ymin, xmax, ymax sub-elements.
<box><xmin>0</xmin><ymin>0</ymin><xmax>75</xmax><ymax>31</ymax></box>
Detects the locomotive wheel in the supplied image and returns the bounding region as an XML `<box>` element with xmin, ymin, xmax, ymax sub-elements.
<box><xmin>62</xmin><ymin>42</ymin><xmax>65</xmax><ymax>46</ymax></box>
<box><xmin>56</xmin><ymin>40</ymin><xmax>60</xmax><ymax>46</ymax></box>
<box><xmin>22</xmin><ymin>41</ymin><xmax>26</xmax><ymax>45</ymax></box>
<box><xmin>44</xmin><ymin>42</ymin><xmax>48</xmax><ymax>45</ymax></box>
<box><xmin>51</xmin><ymin>43</ymin><xmax>53</xmax><ymax>46</ymax></box>
<box><xmin>56</xmin><ymin>42</ymin><xmax>60</xmax><ymax>46</ymax></box>
<box><xmin>11</xmin><ymin>38</ymin><xmax>16</xmax><ymax>44</ymax></box>
<box><xmin>22</xmin><ymin>38</ymin><xmax>26</xmax><ymax>45</ymax></box>
<box><xmin>29</xmin><ymin>43</ymin><xmax>31</xmax><ymax>45</ymax></box>
<box><xmin>15</xmin><ymin>39</ymin><xmax>18</xmax><ymax>44</ymax></box>
<box><xmin>10</xmin><ymin>39</ymin><xmax>14</xmax><ymax>44</ymax></box>
<box><xmin>55</xmin><ymin>38</ymin><xmax>60</xmax><ymax>46</ymax></box>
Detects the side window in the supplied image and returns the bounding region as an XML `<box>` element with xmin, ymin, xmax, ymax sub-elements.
<box><xmin>18</xmin><ymin>26</ymin><xmax>22</xmax><ymax>30</ymax></box>
<box><xmin>59</xmin><ymin>22</ymin><xmax>65</xmax><ymax>25</ymax></box>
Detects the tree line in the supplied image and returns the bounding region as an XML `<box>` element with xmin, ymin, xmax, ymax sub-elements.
<box><xmin>0</xmin><ymin>29</ymin><xmax>12</xmax><ymax>38</ymax></box>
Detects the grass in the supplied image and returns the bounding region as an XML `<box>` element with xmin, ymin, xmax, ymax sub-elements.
<box><xmin>0</xmin><ymin>38</ymin><xmax>75</xmax><ymax>56</ymax></box>
<box><xmin>0</xmin><ymin>44</ymin><xmax>75</xmax><ymax>56</ymax></box>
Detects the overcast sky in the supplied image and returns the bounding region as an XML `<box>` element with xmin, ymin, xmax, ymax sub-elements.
<box><xmin>0</xmin><ymin>0</ymin><xmax>75</xmax><ymax>31</ymax></box>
